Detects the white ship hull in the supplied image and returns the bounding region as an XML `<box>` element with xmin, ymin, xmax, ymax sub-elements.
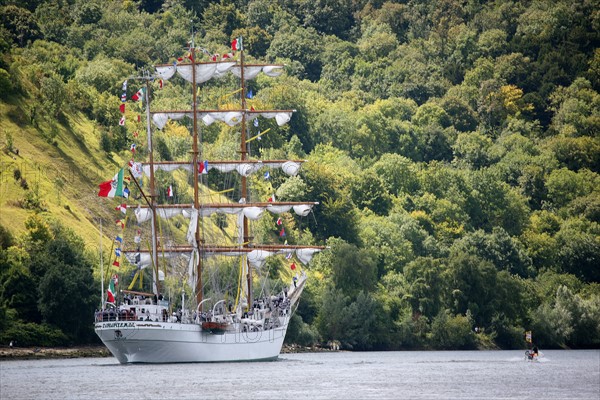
<box><xmin>95</xmin><ymin>320</ymin><xmax>289</xmax><ymax>363</ymax></box>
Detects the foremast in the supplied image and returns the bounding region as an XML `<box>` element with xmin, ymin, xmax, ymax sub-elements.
<box><xmin>130</xmin><ymin>75</ymin><xmax>162</xmax><ymax>297</ymax></box>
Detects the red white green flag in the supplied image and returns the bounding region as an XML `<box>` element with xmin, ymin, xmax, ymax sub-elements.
<box><xmin>231</xmin><ymin>37</ymin><xmax>243</xmax><ymax>51</ymax></box>
<box><xmin>98</xmin><ymin>168</ymin><xmax>126</xmax><ymax>198</ymax></box>
<box><xmin>107</xmin><ymin>278</ymin><xmax>115</xmax><ymax>304</ymax></box>
<box><xmin>131</xmin><ymin>87</ymin><xmax>145</xmax><ymax>102</ymax></box>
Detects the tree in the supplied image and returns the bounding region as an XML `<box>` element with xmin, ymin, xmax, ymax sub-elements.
<box><xmin>430</xmin><ymin>309</ymin><xmax>476</xmax><ymax>350</ymax></box>
<box><xmin>0</xmin><ymin>5</ymin><xmax>40</xmax><ymax>46</ymax></box>
<box><xmin>371</xmin><ymin>153</ymin><xmax>420</xmax><ymax>196</ymax></box>
<box><xmin>351</xmin><ymin>170</ymin><xmax>392</xmax><ymax>215</ymax></box>
<box><xmin>545</xmin><ymin>168</ymin><xmax>598</xmax><ymax>209</ymax></box>
<box><xmin>38</xmin><ymin>260</ymin><xmax>96</xmax><ymax>342</ymax></box>
<box><xmin>359</xmin><ymin>213</ymin><xmax>417</xmax><ymax>275</ymax></box>
<box><xmin>328</xmin><ymin>240</ymin><xmax>377</xmax><ymax>297</ymax></box>
<box><xmin>548</xmin><ymin>78</ymin><xmax>600</xmax><ymax>138</ymax></box>
<box><xmin>296</xmin><ymin>0</ymin><xmax>355</xmax><ymax>39</ymax></box>
<box><xmin>451</xmin><ymin>227</ymin><xmax>533</xmax><ymax>277</ymax></box>
<box><xmin>403</xmin><ymin>257</ymin><xmax>445</xmax><ymax>318</ymax></box>
<box><xmin>302</xmin><ymin>147</ymin><xmax>359</xmax><ymax>242</ymax></box>
<box><xmin>315</xmin><ymin>285</ymin><xmax>379</xmax><ymax>350</ymax></box>
<box><xmin>201</xmin><ymin>0</ymin><xmax>244</xmax><ymax>38</ymax></box>
<box><xmin>440</xmin><ymin>95</ymin><xmax>478</xmax><ymax>132</ymax></box>
<box><xmin>546</xmin><ymin>136</ymin><xmax>600</xmax><ymax>172</ymax></box>
<box><xmin>555</xmin><ymin>218</ymin><xmax>600</xmax><ymax>282</ymax></box>
<box><xmin>476</xmin><ymin>28</ymin><xmax>507</xmax><ymax>59</ymax></box>
<box><xmin>452</xmin><ymin>131</ymin><xmax>493</xmax><ymax>168</ymax></box>
<box><xmin>0</xmin><ymin>225</ymin><xmax>14</xmax><ymax>250</ymax></box>
<box><xmin>467</xmin><ymin>169</ymin><xmax>530</xmax><ymax>236</ymax></box>
<box><xmin>40</xmin><ymin>72</ymin><xmax>66</xmax><ymax>118</ymax></box>
<box><xmin>267</xmin><ymin>25</ymin><xmax>323</xmax><ymax>81</ymax></box>
<box><xmin>74</xmin><ymin>55</ymin><xmax>132</xmax><ymax>96</ymax></box>
<box><xmin>0</xmin><ymin>252</ymin><xmax>39</xmax><ymax>323</ymax></box>
<box><xmin>0</xmin><ymin>68</ymin><xmax>11</xmax><ymax>99</ymax></box>
<box><xmin>444</xmin><ymin>253</ymin><xmax>499</xmax><ymax>327</ymax></box>
<box><xmin>315</xmin><ymin>285</ymin><xmax>349</xmax><ymax>342</ymax></box>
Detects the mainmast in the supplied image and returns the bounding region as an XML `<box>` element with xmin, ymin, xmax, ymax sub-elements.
<box><xmin>238</xmin><ymin>37</ymin><xmax>253</xmax><ymax>310</ymax></box>
<box><xmin>190</xmin><ymin>32</ymin><xmax>203</xmax><ymax>307</ymax></box>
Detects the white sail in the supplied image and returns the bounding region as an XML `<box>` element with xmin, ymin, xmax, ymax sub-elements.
<box><xmin>134</xmin><ymin>206</ymin><xmax>195</xmax><ymax>223</ymax></box>
<box><xmin>201</xmin><ymin>246</ymin><xmax>325</xmax><ymax>268</ymax></box>
<box><xmin>152</xmin><ymin>110</ymin><xmax>294</xmax><ymax>130</ymax></box>
<box><xmin>123</xmin><ymin>250</ymin><xmax>192</xmax><ymax>269</ymax></box>
<box><xmin>135</xmin><ymin>203</ymin><xmax>316</xmax><ymax>223</ymax></box>
<box><xmin>156</xmin><ymin>62</ymin><xmax>281</xmax><ymax>84</ymax></box>
<box><xmin>142</xmin><ymin>161</ymin><xmax>304</xmax><ymax>177</ymax></box>
<box><xmin>155</xmin><ymin>62</ymin><xmax>237</xmax><ymax>84</ymax></box>
<box><xmin>230</xmin><ymin>65</ymin><xmax>284</xmax><ymax>80</ymax></box>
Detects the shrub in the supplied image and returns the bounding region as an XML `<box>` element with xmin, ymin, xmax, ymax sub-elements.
<box><xmin>285</xmin><ymin>314</ymin><xmax>319</xmax><ymax>346</ymax></box>
<box><xmin>0</xmin><ymin>320</ymin><xmax>69</xmax><ymax>347</ymax></box>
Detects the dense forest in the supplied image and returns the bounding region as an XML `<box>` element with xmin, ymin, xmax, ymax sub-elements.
<box><xmin>0</xmin><ymin>0</ymin><xmax>599</xmax><ymax>351</ymax></box>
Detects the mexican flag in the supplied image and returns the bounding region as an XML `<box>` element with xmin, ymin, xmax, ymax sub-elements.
<box><xmin>107</xmin><ymin>278</ymin><xmax>115</xmax><ymax>304</ymax></box>
<box><xmin>98</xmin><ymin>168</ymin><xmax>126</xmax><ymax>198</ymax></box>
<box><xmin>132</xmin><ymin>87</ymin><xmax>145</xmax><ymax>102</ymax></box>
<box><xmin>231</xmin><ymin>37</ymin><xmax>243</xmax><ymax>51</ymax></box>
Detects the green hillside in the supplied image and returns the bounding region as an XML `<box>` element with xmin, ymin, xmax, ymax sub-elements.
<box><xmin>0</xmin><ymin>0</ymin><xmax>599</xmax><ymax>350</ymax></box>
<box><xmin>0</xmin><ymin>98</ymin><xmax>121</xmax><ymax>245</ymax></box>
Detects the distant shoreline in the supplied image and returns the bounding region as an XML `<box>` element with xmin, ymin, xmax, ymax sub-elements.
<box><xmin>0</xmin><ymin>344</ymin><xmax>335</xmax><ymax>360</ymax></box>
<box><xmin>0</xmin><ymin>346</ymin><xmax>111</xmax><ymax>360</ymax></box>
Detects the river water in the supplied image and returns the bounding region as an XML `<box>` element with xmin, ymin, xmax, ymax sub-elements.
<box><xmin>1</xmin><ymin>350</ymin><xmax>598</xmax><ymax>399</ymax></box>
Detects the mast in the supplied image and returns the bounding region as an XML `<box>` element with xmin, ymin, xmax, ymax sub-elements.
<box><xmin>100</xmin><ymin>219</ymin><xmax>104</xmax><ymax>307</ymax></box>
<box><xmin>190</xmin><ymin>32</ymin><xmax>203</xmax><ymax>308</ymax></box>
<box><xmin>238</xmin><ymin>37</ymin><xmax>253</xmax><ymax>310</ymax></box>
<box><xmin>145</xmin><ymin>77</ymin><xmax>161</xmax><ymax>296</ymax></box>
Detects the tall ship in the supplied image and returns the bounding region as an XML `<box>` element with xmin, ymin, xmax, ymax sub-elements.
<box><xmin>94</xmin><ymin>35</ymin><xmax>325</xmax><ymax>363</ymax></box>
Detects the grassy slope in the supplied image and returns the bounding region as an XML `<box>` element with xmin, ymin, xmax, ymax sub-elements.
<box><xmin>0</xmin><ymin>94</ymin><xmax>232</xmax><ymax>279</ymax></box>
<box><xmin>0</xmin><ymin>95</ymin><xmax>124</xmax><ymax>256</ymax></box>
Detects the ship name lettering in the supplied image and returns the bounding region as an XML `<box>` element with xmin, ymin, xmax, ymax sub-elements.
<box><xmin>103</xmin><ymin>322</ymin><xmax>135</xmax><ymax>328</ymax></box>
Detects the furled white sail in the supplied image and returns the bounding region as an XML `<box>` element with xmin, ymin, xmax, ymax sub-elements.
<box><xmin>141</xmin><ymin>161</ymin><xmax>302</xmax><ymax>177</ymax></box>
<box><xmin>230</xmin><ymin>65</ymin><xmax>284</xmax><ymax>80</ymax></box>
<box><xmin>124</xmin><ymin>251</ymin><xmax>192</xmax><ymax>269</ymax></box>
<box><xmin>247</xmin><ymin>249</ymin><xmax>276</xmax><ymax>268</ymax></box>
<box><xmin>152</xmin><ymin>112</ymin><xmax>190</xmax><ymax>129</ymax></box>
<box><xmin>155</xmin><ymin>63</ymin><xmax>281</xmax><ymax>84</ymax></box>
<box><xmin>155</xmin><ymin>62</ymin><xmax>237</xmax><ymax>84</ymax></box>
<box><xmin>296</xmin><ymin>248</ymin><xmax>322</xmax><ymax>264</ymax></box>
<box><xmin>243</xmin><ymin>207</ymin><xmax>265</xmax><ymax>220</ymax></box>
<box><xmin>142</xmin><ymin>163</ymin><xmax>193</xmax><ymax>177</ymax></box>
<box><xmin>282</xmin><ymin>161</ymin><xmax>302</xmax><ymax>176</ymax></box>
<box><xmin>152</xmin><ymin>110</ymin><xmax>293</xmax><ymax>130</ymax></box>
<box><xmin>251</xmin><ymin>111</ymin><xmax>292</xmax><ymax>126</ymax></box>
<box><xmin>134</xmin><ymin>206</ymin><xmax>195</xmax><ymax>223</ymax></box>
<box><xmin>200</xmin><ymin>246</ymin><xmax>324</xmax><ymax>268</ymax></box>
<box><xmin>186</xmin><ymin>209</ymin><xmax>198</xmax><ymax>246</ymax></box>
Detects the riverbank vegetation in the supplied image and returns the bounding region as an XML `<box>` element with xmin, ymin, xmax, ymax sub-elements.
<box><xmin>1</xmin><ymin>0</ymin><xmax>599</xmax><ymax>351</ymax></box>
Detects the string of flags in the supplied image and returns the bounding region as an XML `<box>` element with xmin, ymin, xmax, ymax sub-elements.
<box><xmin>171</xmin><ymin>37</ymin><xmax>244</xmax><ymax>66</ymax></box>
<box><xmin>103</xmin><ymin>69</ymin><xmax>173</xmax><ymax>302</ymax></box>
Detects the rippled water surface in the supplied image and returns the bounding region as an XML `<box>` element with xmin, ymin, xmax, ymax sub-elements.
<box><xmin>1</xmin><ymin>350</ymin><xmax>599</xmax><ymax>399</ymax></box>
